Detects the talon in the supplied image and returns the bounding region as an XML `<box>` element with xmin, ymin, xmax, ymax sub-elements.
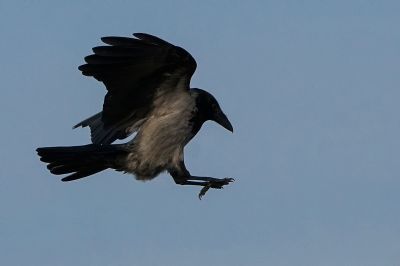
<box><xmin>199</xmin><ymin>185</ymin><xmax>211</xmax><ymax>200</ymax></box>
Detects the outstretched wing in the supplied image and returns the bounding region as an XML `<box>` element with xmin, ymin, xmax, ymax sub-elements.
<box><xmin>76</xmin><ymin>33</ymin><xmax>197</xmax><ymax>144</ymax></box>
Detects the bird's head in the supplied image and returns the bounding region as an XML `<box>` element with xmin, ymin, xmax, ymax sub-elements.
<box><xmin>192</xmin><ymin>89</ymin><xmax>233</xmax><ymax>132</ymax></box>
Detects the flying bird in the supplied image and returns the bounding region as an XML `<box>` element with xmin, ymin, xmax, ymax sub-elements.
<box><xmin>36</xmin><ymin>33</ymin><xmax>234</xmax><ymax>199</ymax></box>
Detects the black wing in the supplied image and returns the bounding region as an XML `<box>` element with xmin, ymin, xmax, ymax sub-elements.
<box><xmin>77</xmin><ymin>33</ymin><xmax>197</xmax><ymax>143</ymax></box>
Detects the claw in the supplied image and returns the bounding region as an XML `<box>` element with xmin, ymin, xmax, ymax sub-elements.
<box><xmin>198</xmin><ymin>184</ymin><xmax>211</xmax><ymax>200</ymax></box>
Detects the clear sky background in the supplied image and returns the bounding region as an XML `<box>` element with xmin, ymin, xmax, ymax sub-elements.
<box><xmin>1</xmin><ymin>1</ymin><xmax>399</xmax><ymax>265</ymax></box>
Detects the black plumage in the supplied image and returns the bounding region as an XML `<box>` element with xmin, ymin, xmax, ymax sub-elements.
<box><xmin>37</xmin><ymin>33</ymin><xmax>233</xmax><ymax>198</ymax></box>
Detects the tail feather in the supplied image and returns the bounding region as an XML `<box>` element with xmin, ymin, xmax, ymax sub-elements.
<box><xmin>61</xmin><ymin>167</ymin><xmax>108</xmax><ymax>182</ymax></box>
<box><xmin>36</xmin><ymin>144</ymin><xmax>127</xmax><ymax>181</ymax></box>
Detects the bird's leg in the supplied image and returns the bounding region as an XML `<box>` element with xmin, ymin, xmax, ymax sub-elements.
<box><xmin>173</xmin><ymin>175</ymin><xmax>234</xmax><ymax>199</ymax></box>
<box><xmin>169</xmin><ymin>162</ymin><xmax>234</xmax><ymax>199</ymax></box>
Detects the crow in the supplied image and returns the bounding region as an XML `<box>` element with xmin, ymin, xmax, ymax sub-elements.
<box><xmin>36</xmin><ymin>33</ymin><xmax>234</xmax><ymax>199</ymax></box>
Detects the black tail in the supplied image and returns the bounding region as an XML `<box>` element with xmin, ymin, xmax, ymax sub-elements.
<box><xmin>36</xmin><ymin>144</ymin><xmax>127</xmax><ymax>181</ymax></box>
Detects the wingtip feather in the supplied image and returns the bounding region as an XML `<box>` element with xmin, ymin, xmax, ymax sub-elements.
<box><xmin>132</xmin><ymin>33</ymin><xmax>172</xmax><ymax>46</ymax></box>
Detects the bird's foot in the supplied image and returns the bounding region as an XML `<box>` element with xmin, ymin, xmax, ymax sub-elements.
<box><xmin>198</xmin><ymin>178</ymin><xmax>234</xmax><ymax>200</ymax></box>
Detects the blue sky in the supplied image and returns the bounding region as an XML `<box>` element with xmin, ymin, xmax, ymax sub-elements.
<box><xmin>1</xmin><ymin>1</ymin><xmax>399</xmax><ymax>265</ymax></box>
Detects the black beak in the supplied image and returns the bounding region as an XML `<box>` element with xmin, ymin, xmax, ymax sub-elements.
<box><xmin>214</xmin><ymin>111</ymin><xmax>233</xmax><ymax>132</ymax></box>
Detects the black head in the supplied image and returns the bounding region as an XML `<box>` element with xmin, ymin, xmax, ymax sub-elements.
<box><xmin>191</xmin><ymin>88</ymin><xmax>233</xmax><ymax>132</ymax></box>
